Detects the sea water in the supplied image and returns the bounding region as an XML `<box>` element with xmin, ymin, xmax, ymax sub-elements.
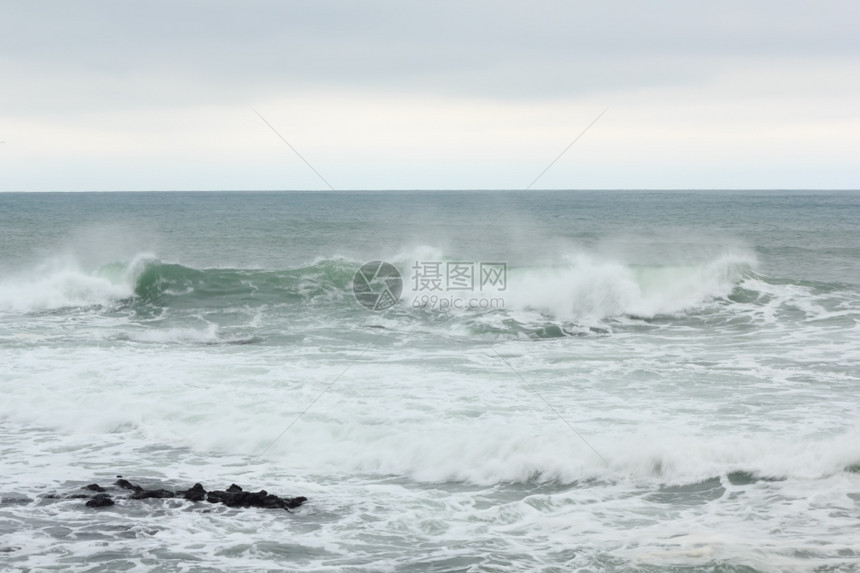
<box><xmin>0</xmin><ymin>190</ymin><xmax>858</xmax><ymax>572</ymax></box>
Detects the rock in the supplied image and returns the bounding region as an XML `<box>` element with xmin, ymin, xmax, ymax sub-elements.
<box><xmin>285</xmin><ymin>496</ymin><xmax>308</xmax><ymax>510</ymax></box>
<box><xmin>114</xmin><ymin>479</ymin><xmax>143</xmax><ymax>492</ymax></box>
<box><xmin>206</xmin><ymin>490</ymin><xmax>228</xmax><ymax>504</ymax></box>
<box><xmin>180</xmin><ymin>483</ymin><xmax>207</xmax><ymax>502</ymax></box>
<box><xmin>76</xmin><ymin>479</ymin><xmax>306</xmax><ymax>512</ymax></box>
<box><xmin>205</xmin><ymin>488</ymin><xmax>307</xmax><ymax>511</ymax></box>
<box><xmin>131</xmin><ymin>489</ymin><xmax>175</xmax><ymax>500</ymax></box>
<box><xmin>86</xmin><ymin>494</ymin><xmax>114</xmax><ymax>508</ymax></box>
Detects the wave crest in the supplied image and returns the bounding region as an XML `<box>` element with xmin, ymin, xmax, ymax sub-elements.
<box><xmin>504</xmin><ymin>251</ymin><xmax>757</xmax><ymax>323</ymax></box>
<box><xmin>0</xmin><ymin>254</ymin><xmax>361</xmax><ymax>314</ymax></box>
<box><xmin>0</xmin><ymin>250</ymin><xmax>759</xmax><ymax>325</ymax></box>
<box><xmin>0</xmin><ymin>254</ymin><xmax>152</xmax><ymax>313</ymax></box>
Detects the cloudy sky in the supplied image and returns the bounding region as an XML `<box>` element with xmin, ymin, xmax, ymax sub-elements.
<box><xmin>1</xmin><ymin>1</ymin><xmax>858</xmax><ymax>191</ymax></box>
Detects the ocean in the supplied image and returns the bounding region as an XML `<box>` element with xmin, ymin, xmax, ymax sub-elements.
<box><xmin>0</xmin><ymin>190</ymin><xmax>858</xmax><ymax>572</ymax></box>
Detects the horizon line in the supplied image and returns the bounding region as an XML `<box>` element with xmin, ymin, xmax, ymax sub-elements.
<box><xmin>1</xmin><ymin>188</ymin><xmax>858</xmax><ymax>194</ymax></box>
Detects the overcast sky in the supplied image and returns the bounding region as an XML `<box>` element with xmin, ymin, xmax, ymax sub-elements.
<box><xmin>1</xmin><ymin>0</ymin><xmax>858</xmax><ymax>191</ymax></box>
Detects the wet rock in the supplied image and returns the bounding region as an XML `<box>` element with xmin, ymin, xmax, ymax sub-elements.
<box><xmin>114</xmin><ymin>479</ymin><xmax>143</xmax><ymax>493</ymax></box>
<box><xmin>180</xmin><ymin>483</ymin><xmax>206</xmax><ymax>502</ymax></box>
<box><xmin>86</xmin><ymin>494</ymin><xmax>115</xmax><ymax>508</ymax></box>
<box><xmin>131</xmin><ymin>488</ymin><xmax>175</xmax><ymax>500</ymax></box>
<box><xmin>206</xmin><ymin>488</ymin><xmax>307</xmax><ymax>510</ymax></box>
<box><xmin>77</xmin><ymin>479</ymin><xmax>306</xmax><ymax>512</ymax></box>
<box><xmin>285</xmin><ymin>496</ymin><xmax>308</xmax><ymax>510</ymax></box>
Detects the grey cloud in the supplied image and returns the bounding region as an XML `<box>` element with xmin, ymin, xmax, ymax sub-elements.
<box><xmin>1</xmin><ymin>0</ymin><xmax>859</xmax><ymax>113</ymax></box>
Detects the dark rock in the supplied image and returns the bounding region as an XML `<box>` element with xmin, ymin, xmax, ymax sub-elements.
<box><xmin>77</xmin><ymin>479</ymin><xmax>305</xmax><ymax>511</ymax></box>
<box><xmin>285</xmin><ymin>496</ymin><xmax>308</xmax><ymax>510</ymax></box>
<box><xmin>180</xmin><ymin>483</ymin><xmax>207</xmax><ymax>502</ymax></box>
<box><xmin>226</xmin><ymin>490</ymin><xmax>268</xmax><ymax>508</ymax></box>
<box><xmin>131</xmin><ymin>489</ymin><xmax>175</xmax><ymax>500</ymax></box>
<box><xmin>206</xmin><ymin>490</ymin><xmax>227</xmax><ymax>504</ymax></box>
<box><xmin>86</xmin><ymin>494</ymin><xmax>114</xmax><ymax>508</ymax></box>
<box><xmin>205</xmin><ymin>488</ymin><xmax>307</xmax><ymax>511</ymax></box>
<box><xmin>114</xmin><ymin>479</ymin><xmax>143</xmax><ymax>492</ymax></box>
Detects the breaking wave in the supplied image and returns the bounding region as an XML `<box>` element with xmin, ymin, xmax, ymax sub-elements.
<box><xmin>4</xmin><ymin>247</ymin><xmax>838</xmax><ymax>337</ymax></box>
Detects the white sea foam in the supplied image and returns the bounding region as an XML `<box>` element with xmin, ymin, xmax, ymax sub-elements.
<box><xmin>502</xmin><ymin>250</ymin><xmax>756</xmax><ymax>323</ymax></box>
<box><xmin>0</xmin><ymin>253</ymin><xmax>155</xmax><ymax>314</ymax></box>
<box><xmin>393</xmin><ymin>246</ymin><xmax>757</xmax><ymax>327</ymax></box>
<box><xmin>1</xmin><ymin>342</ymin><xmax>856</xmax><ymax>488</ymax></box>
<box><xmin>1</xmin><ymin>195</ymin><xmax>858</xmax><ymax>572</ymax></box>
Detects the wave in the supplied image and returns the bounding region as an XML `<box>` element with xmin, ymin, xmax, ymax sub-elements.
<box><xmin>130</xmin><ymin>256</ymin><xmax>356</xmax><ymax>308</ymax></box>
<box><xmin>0</xmin><ymin>254</ymin><xmax>357</xmax><ymax>314</ymax></box>
<box><xmin>336</xmin><ymin>426</ymin><xmax>860</xmax><ymax>486</ymax></box>
<box><xmin>501</xmin><ymin>251</ymin><xmax>756</xmax><ymax>324</ymax></box>
<box><xmin>3</xmin><ymin>247</ymin><xmax>847</xmax><ymax>333</ymax></box>
<box><xmin>3</xmin><ymin>393</ymin><xmax>857</xmax><ymax>486</ymax></box>
<box><xmin>0</xmin><ymin>254</ymin><xmax>147</xmax><ymax>313</ymax></box>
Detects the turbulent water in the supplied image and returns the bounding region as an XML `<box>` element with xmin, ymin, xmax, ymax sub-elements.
<box><xmin>0</xmin><ymin>190</ymin><xmax>858</xmax><ymax>572</ymax></box>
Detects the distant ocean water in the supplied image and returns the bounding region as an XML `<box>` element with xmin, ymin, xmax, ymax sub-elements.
<box><xmin>0</xmin><ymin>190</ymin><xmax>858</xmax><ymax>572</ymax></box>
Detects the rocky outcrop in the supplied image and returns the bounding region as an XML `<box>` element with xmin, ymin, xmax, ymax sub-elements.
<box><xmin>204</xmin><ymin>483</ymin><xmax>306</xmax><ymax>510</ymax></box>
<box><xmin>79</xmin><ymin>478</ymin><xmax>306</xmax><ymax>511</ymax></box>
<box><xmin>85</xmin><ymin>494</ymin><xmax>115</xmax><ymax>508</ymax></box>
